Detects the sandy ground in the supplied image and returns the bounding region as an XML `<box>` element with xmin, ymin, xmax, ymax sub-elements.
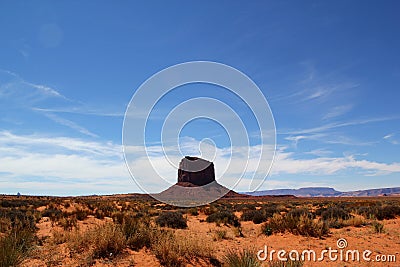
<box><xmin>19</xmin><ymin>212</ymin><xmax>400</xmax><ymax>267</ymax></box>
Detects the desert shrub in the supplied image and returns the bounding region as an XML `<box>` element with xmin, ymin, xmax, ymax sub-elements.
<box><xmin>156</xmin><ymin>211</ymin><xmax>187</xmax><ymax>229</ymax></box>
<box><xmin>112</xmin><ymin>211</ymin><xmax>125</xmax><ymax>225</ymax></box>
<box><xmin>213</xmin><ymin>229</ymin><xmax>228</xmax><ymax>241</ymax></box>
<box><xmin>123</xmin><ymin>216</ymin><xmax>154</xmax><ymax>250</ymax></box>
<box><xmin>296</xmin><ymin>214</ymin><xmax>328</xmax><ymax>237</ymax></box>
<box><xmin>74</xmin><ymin>209</ymin><xmax>89</xmax><ymax>221</ymax></box>
<box><xmin>0</xmin><ymin>217</ymin><xmax>11</xmax><ymax>233</ymax></box>
<box><xmin>262</xmin><ymin>213</ymin><xmax>286</xmax><ymax>234</ymax></box>
<box><xmin>152</xmin><ymin>231</ymin><xmax>214</xmax><ymax>267</ymax></box>
<box><xmin>268</xmin><ymin>260</ymin><xmax>304</xmax><ymax>267</ymax></box>
<box><xmin>263</xmin><ymin>205</ymin><xmax>280</xmax><ymax>218</ymax></box>
<box><xmin>0</xmin><ymin>229</ymin><xmax>35</xmax><ymax>266</ymax></box>
<box><xmin>206</xmin><ymin>210</ymin><xmax>240</xmax><ymax>227</ymax></box>
<box><xmin>90</xmin><ymin>223</ymin><xmax>126</xmax><ymax>258</ymax></box>
<box><xmin>42</xmin><ymin>208</ymin><xmax>62</xmax><ymax>222</ymax></box>
<box><xmin>372</xmin><ymin>221</ymin><xmax>384</xmax><ymax>233</ymax></box>
<box><xmin>262</xmin><ymin>213</ymin><xmax>328</xmax><ymax>238</ymax></box>
<box><xmin>0</xmin><ymin>209</ymin><xmax>36</xmax><ymax>231</ymax></box>
<box><xmin>188</xmin><ymin>208</ymin><xmax>199</xmax><ymax>216</ymax></box>
<box><xmin>377</xmin><ymin>205</ymin><xmax>400</xmax><ymax>220</ymax></box>
<box><xmin>287</xmin><ymin>208</ymin><xmax>314</xmax><ymax>219</ymax></box>
<box><xmin>203</xmin><ymin>205</ymin><xmax>219</xmax><ymax>215</ymax></box>
<box><xmin>58</xmin><ymin>216</ymin><xmax>78</xmax><ymax>231</ymax></box>
<box><xmin>224</xmin><ymin>248</ymin><xmax>261</xmax><ymax>267</ymax></box>
<box><xmin>151</xmin><ymin>231</ymin><xmax>182</xmax><ymax>267</ymax></box>
<box><xmin>342</xmin><ymin>216</ymin><xmax>366</xmax><ymax>228</ymax></box>
<box><xmin>241</xmin><ymin>210</ymin><xmax>267</xmax><ymax>224</ymax></box>
<box><xmin>320</xmin><ymin>206</ymin><xmax>352</xmax><ymax>221</ymax></box>
<box><xmin>233</xmin><ymin>203</ymin><xmax>256</xmax><ymax>212</ymax></box>
<box><xmin>356</xmin><ymin>205</ymin><xmax>400</xmax><ymax>220</ymax></box>
<box><xmin>68</xmin><ymin>222</ymin><xmax>126</xmax><ymax>260</ymax></box>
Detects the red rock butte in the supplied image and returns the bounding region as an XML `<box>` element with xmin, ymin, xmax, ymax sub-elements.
<box><xmin>177</xmin><ymin>156</ymin><xmax>215</xmax><ymax>186</ymax></box>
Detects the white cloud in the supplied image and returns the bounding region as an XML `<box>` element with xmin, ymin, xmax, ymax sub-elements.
<box><xmin>1</xmin><ymin>131</ymin><xmax>400</xmax><ymax>195</ymax></box>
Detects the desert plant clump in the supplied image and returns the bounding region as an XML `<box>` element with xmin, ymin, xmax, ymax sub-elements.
<box><xmin>357</xmin><ymin>204</ymin><xmax>400</xmax><ymax>220</ymax></box>
<box><xmin>122</xmin><ymin>216</ymin><xmax>155</xmax><ymax>250</ymax></box>
<box><xmin>0</xmin><ymin>229</ymin><xmax>36</xmax><ymax>267</ymax></box>
<box><xmin>206</xmin><ymin>210</ymin><xmax>241</xmax><ymax>227</ymax></box>
<box><xmin>58</xmin><ymin>216</ymin><xmax>78</xmax><ymax>231</ymax></box>
<box><xmin>224</xmin><ymin>248</ymin><xmax>261</xmax><ymax>267</ymax></box>
<box><xmin>241</xmin><ymin>209</ymin><xmax>267</xmax><ymax>224</ymax></box>
<box><xmin>262</xmin><ymin>213</ymin><xmax>328</xmax><ymax>238</ymax></box>
<box><xmin>151</xmin><ymin>230</ymin><xmax>214</xmax><ymax>267</ymax></box>
<box><xmin>213</xmin><ymin>229</ymin><xmax>228</xmax><ymax>241</ymax></box>
<box><xmin>156</xmin><ymin>211</ymin><xmax>187</xmax><ymax>229</ymax></box>
<box><xmin>68</xmin><ymin>222</ymin><xmax>126</xmax><ymax>262</ymax></box>
<box><xmin>371</xmin><ymin>221</ymin><xmax>384</xmax><ymax>233</ymax></box>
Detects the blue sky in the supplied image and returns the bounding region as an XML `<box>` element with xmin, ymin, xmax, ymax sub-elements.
<box><xmin>0</xmin><ymin>1</ymin><xmax>399</xmax><ymax>195</ymax></box>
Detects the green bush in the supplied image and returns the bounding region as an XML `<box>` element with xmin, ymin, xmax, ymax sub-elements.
<box><xmin>156</xmin><ymin>211</ymin><xmax>187</xmax><ymax>229</ymax></box>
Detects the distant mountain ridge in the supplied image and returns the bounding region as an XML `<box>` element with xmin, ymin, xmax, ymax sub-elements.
<box><xmin>245</xmin><ymin>187</ymin><xmax>400</xmax><ymax>197</ymax></box>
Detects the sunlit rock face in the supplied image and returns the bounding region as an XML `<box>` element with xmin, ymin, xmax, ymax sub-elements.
<box><xmin>177</xmin><ymin>156</ymin><xmax>215</xmax><ymax>186</ymax></box>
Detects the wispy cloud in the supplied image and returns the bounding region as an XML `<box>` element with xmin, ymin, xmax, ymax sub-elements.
<box><xmin>43</xmin><ymin>113</ymin><xmax>98</xmax><ymax>138</ymax></box>
<box><xmin>322</xmin><ymin>104</ymin><xmax>353</xmax><ymax>120</ymax></box>
<box><xmin>383</xmin><ymin>133</ymin><xmax>399</xmax><ymax>145</ymax></box>
<box><xmin>0</xmin><ymin>69</ymin><xmax>68</xmax><ymax>100</ymax></box>
<box><xmin>32</xmin><ymin>107</ymin><xmax>124</xmax><ymax>117</ymax></box>
<box><xmin>0</xmin><ymin>69</ymin><xmax>122</xmax><ymax>136</ymax></box>
<box><xmin>282</xmin><ymin>116</ymin><xmax>399</xmax><ymax>135</ymax></box>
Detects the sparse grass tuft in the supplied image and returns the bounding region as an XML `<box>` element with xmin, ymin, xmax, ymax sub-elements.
<box><xmin>223</xmin><ymin>248</ymin><xmax>261</xmax><ymax>267</ymax></box>
<box><xmin>68</xmin><ymin>222</ymin><xmax>126</xmax><ymax>261</ymax></box>
<box><xmin>152</xmin><ymin>230</ymin><xmax>213</xmax><ymax>267</ymax></box>
<box><xmin>372</xmin><ymin>221</ymin><xmax>384</xmax><ymax>233</ymax></box>
<box><xmin>0</xmin><ymin>229</ymin><xmax>35</xmax><ymax>267</ymax></box>
<box><xmin>213</xmin><ymin>229</ymin><xmax>228</xmax><ymax>241</ymax></box>
<box><xmin>123</xmin><ymin>216</ymin><xmax>154</xmax><ymax>250</ymax></box>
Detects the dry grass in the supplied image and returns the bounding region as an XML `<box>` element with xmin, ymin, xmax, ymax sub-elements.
<box><xmin>67</xmin><ymin>222</ymin><xmax>126</xmax><ymax>264</ymax></box>
<box><xmin>263</xmin><ymin>213</ymin><xmax>328</xmax><ymax>238</ymax></box>
<box><xmin>152</xmin><ymin>230</ymin><xmax>214</xmax><ymax>267</ymax></box>
<box><xmin>223</xmin><ymin>248</ymin><xmax>261</xmax><ymax>267</ymax></box>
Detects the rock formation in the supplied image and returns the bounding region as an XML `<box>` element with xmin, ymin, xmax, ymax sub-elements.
<box><xmin>177</xmin><ymin>156</ymin><xmax>215</xmax><ymax>186</ymax></box>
